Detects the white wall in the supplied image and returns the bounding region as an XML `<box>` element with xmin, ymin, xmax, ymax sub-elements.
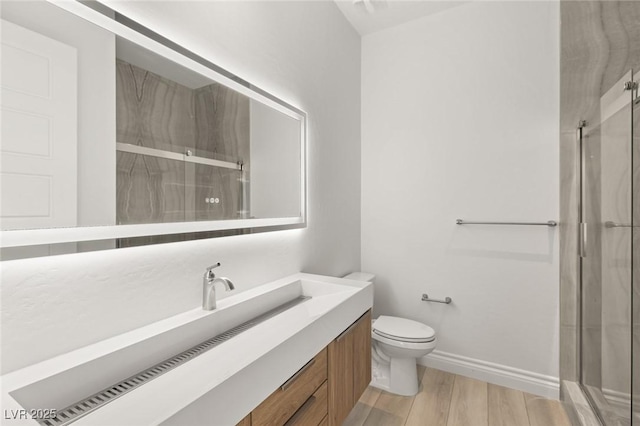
<box><xmin>361</xmin><ymin>1</ymin><xmax>560</xmax><ymax>397</ymax></box>
<box><xmin>1</xmin><ymin>0</ymin><xmax>361</xmax><ymax>374</ymax></box>
<box><xmin>249</xmin><ymin>100</ymin><xmax>302</xmax><ymax>219</ymax></box>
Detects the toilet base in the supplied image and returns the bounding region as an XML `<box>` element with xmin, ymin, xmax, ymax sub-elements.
<box><xmin>371</xmin><ymin>353</ymin><xmax>419</xmax><ymax>396</ymax></box>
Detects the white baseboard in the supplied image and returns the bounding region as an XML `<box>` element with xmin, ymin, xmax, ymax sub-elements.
<box><xmin>419</xmin><ymin>350</ymin><xmax>560</xmax><ymax>400</ymax></box>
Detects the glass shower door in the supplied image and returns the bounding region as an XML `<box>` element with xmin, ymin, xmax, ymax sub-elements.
<box><xmin>633</xmin><ymin>73</ymin><xmax>639</xmax><ymax>426</ymax></box>
<box><xmin>580</xmin><ymin>70</ymin><xmax>635</xmax><ymax>426</ymax></box>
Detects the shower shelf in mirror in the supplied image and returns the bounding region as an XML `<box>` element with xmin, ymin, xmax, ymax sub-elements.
<box><xmin>116</xmin><ymin>143</ymin><xmax>242</xmax><ymax>170</ymax></box>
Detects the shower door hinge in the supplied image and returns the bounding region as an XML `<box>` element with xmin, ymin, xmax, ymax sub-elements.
<box><xmin>579</xmin><ymin>222</ymin><xmax>587</xmax><ymax>258</ymax></box>
<box><xmin>623</xmin><ymin>81</ymin><xmax>638</xmax><ymax>91</ymax></box>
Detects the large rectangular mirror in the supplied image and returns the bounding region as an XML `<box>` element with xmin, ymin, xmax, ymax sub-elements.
<box><xmin>0</xmin><ymin>0</ymin><xmax>306</xmax><ymax>255</ymax></box>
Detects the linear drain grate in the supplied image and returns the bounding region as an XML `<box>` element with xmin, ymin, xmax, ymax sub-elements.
<box><xmin>39</xmin><ymin>296</ymin><xmax>311</xmax><ymax>426</ymax></box>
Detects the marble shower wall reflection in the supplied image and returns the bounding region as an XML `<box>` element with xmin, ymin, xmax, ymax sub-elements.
<box><xmin>116</xmin><ymin>59</ymin><xmax>248</xmax><ymax>225</ymax></box>
<box><xmin>116</xmin><ymin>153</ymin><xmax>186</xmax><ymax>224</ymax></box>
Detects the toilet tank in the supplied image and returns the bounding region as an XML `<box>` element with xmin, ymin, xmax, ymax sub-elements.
<box><xmin>342</xmin><ymin>272</ymin><xmax>375</xmax><ymax>283</ymax></box>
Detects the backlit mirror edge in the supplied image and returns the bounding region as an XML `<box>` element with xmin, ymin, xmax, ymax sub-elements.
<box><xmin>0</xmin><ymin>217</ymin><xmax>306</xmax><ymax>248</ymax></box>
<box><xmin>0</xmin><ymin>0</ymin><xmax>308</xmax><ymax>252</ymax></box>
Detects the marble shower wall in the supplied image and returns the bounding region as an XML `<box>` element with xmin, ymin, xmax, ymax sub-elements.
<box><xmin>116</xmin><ymin>59</ymin><xmax>249</xmax><ymax>225</ymax></box>
<box><xmin>559</xmin><ymin>0</ymin><xmax>640</xmax><ymax>416</ymax></box>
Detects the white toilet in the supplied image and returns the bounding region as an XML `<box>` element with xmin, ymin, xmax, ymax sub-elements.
<box><xmin>343</xmin><ymin>272</ymin><xmax>437</xmax><ymax>396</ymax></box>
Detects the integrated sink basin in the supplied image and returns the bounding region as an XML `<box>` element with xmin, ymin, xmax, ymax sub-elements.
<box><xmin>1</xmin><ymin>273</ymin><xmax>373</xmax><ymax>425</ymax></box>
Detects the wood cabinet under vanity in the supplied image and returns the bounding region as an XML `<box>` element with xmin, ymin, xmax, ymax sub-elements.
<box><xmin>237</xmin><ymin>310</ymin><xmax>372</xmax><ymax>426</ymax></box>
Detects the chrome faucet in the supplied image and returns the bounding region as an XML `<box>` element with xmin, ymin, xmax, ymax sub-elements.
<box><xmin>202</xmin><ymin>262</ymin><xmax>235</xmax><ymax>311</ymax></box>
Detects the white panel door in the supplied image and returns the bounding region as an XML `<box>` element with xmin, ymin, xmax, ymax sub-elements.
<box><xmin>1</xmin><ymin>19</ymin><xmax>77</xmax><ymax>230</ymax></box>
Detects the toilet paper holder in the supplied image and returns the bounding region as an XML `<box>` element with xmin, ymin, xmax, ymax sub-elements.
<box><xmin>421</xmin><ymin>294</ymin><xmax>452</xmax><ymax>304</ymax></box>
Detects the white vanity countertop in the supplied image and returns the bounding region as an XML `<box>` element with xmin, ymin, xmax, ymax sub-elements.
<box><xmin>1</xmin><ymin>273</ymin><xmax>373</xmax><ymax>425</ymax></box>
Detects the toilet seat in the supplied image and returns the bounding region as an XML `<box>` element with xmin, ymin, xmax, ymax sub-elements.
<box><xmin>372</xmin><ymin>316</ymin><xmax>436</xmax><ymax>343</ymax></box>
<box><xmin>373</xmin><ymin>329</ymin><xmax>435</xmax><ymax>343</ymax></box>
<box><xmin>372</xmin><ymin>331</ymin><xmax>438</xmax><ymax>351</ymax></box>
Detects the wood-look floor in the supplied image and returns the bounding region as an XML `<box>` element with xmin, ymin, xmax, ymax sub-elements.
<box><xmin>344</xmin><ymin>367</ymin><xmax>572</xmax><ymax>426</ymax></box>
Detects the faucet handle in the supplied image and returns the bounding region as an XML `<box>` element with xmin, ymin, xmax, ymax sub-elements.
<box><xmin>206</xmin><ymin>262</ymin><xmax>221</xmax><ymax>271</ymax></box>
<box><xmin>204</xmin><ymin>262</ymin><xmax>221</xmax><ymax>279</ymax></box>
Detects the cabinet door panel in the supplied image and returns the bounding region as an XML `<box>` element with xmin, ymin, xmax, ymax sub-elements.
<box><xmin>328</xmin><ymin>328</ymin><xmax>354</xmax><ymax>426</ymax></box>
<box><xmin>353</xmin><ymin>310</ymin><xmax>372</xmax><ymax>401</ymax></box>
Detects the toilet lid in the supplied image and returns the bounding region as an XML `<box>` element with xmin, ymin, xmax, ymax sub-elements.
<box><xmin>373</xmin><ymin>315</ymin><xmax>436</xmax><ymax>343</ymax></box>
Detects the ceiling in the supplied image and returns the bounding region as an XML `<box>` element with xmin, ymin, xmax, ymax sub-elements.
<box><xmin>334</xmin><ymin>0</ymin><xmax>468</xmax><ymax>36</ymax></box>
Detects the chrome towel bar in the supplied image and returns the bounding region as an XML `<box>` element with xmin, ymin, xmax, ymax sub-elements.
<box><xmin>456</xmin><ymin>219</ymin><xmax>557</xmax><ymax>227</ymax></box>
<box><xmin>421</xmin><ymin>294</ymin><xmax>452</xmax><ymax>304</ymax></box>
